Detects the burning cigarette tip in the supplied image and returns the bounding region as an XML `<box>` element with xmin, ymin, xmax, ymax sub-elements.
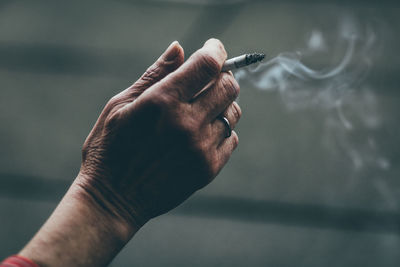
<box><xmin>246</xmin><ymin>53</ymin><xmax>265</xmax><ymax>64</ymax></box>
<box><xmin>222</xmin><ymin>52</ymin><xmax>266</xmax><ymax>72</ymax></box>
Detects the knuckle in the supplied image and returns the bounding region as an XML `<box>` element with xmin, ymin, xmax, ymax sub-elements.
<box><xmin>231</xmin><ymin>102</ymin><xmax>242</xmax><ymax>121</ymax></box>
<box><xmin>141</xmin><ymin>64</ymin><xmax>161</xmax><ymax>83</ymax></box>
<box><xmin>162</xmin><ymin>106</ymin><xmax>200</xmax><ymax>139</ymax></box>
<box><xmin>134</xmin><ymin>94</ymin><xmax>174</xmax><ymax>125</ymax></box>
<box><xmin>107</xmin><ymin>95</ymin><xmax>123</xmax><ymax>108</ymax></box>
<box><xmin>103</xmin><ymin>94</ymin><xmax>127</xmax><ymax>119</ymax></box>
<box><xmin>179</xmin><ymin>117</ymin><xmax>202</xmax><ymax>139</ymax></box>
<box><xmin>104</xmin><ymin>110</ymin><xmax>122</xmax><ymax>129</ymax></box>
<box><xmin>142</xmin><ymin>93</ymin><xmax>171</xmax><ymax>112</ymax></box>
<box><xmin>220</xmin><ymin>74</ymin><xmax>240</xmax><ymax>100</ymax></box>
<box><xmin>194</xmin><ymin>51</ymin><xmax>221</xmax><ymax>79</ymax></box>
<box><xmin>231</xmin><ymin>131</ymin><xmax>239</xmax><ymax>149</ymax></box>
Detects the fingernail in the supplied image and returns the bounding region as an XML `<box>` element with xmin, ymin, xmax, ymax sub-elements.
<box><xmin>164</xmin><ymin>41</ymin><xmax>181</xmax><ymax>61</ymax></box>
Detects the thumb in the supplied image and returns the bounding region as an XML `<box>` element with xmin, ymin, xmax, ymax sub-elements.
<box><xmin>128</xmin><ymin>41</ymin><xmax>184</xmax><ymax>97</ymax></box>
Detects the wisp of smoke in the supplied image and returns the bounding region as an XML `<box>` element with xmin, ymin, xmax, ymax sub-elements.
<box><xmin>234</xmin><ymin>17</ymin><xmax>390</xmax><ymax>180</ymax></box>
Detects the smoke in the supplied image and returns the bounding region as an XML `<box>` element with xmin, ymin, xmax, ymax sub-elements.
<box><xmin>234</xmin><ymin>17</ymin><xmax>390</xmax><ymax>182</ymax></box>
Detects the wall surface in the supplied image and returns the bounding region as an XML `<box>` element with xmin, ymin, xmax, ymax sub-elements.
<box><xmin>1</xmin><ymin>1</ymin><xmax>399</xmax><ymax>266</ymax></box>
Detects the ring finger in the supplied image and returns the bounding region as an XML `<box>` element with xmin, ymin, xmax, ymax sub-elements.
<box><xmin>212</xmin><ymin>101</ymin><xmax>242</xmax><ymax>145</ymax></box>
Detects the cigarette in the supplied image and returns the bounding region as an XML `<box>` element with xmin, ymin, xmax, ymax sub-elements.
<box><xmin>221</xmin><ymin>53</ymin><xmax>265</xmax><ymax>72</ymax></box>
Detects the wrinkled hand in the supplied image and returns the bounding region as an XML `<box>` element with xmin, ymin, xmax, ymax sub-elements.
<box><xmin>77</xmin><ymin>39</ymin><xmax>241</xmax><ymax>229</ymax></box>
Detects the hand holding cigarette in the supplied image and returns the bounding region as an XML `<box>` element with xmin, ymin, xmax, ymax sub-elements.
<box><xmin>17</xmin><ymin>39</ymin><xmax>242</xmax><ymax>266</ymax></box>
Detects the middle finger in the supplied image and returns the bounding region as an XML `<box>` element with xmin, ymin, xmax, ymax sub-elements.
<box><xmin>192</xmin><ymin>72</ymin><xmax>240</xmax><ymax>123</ymax></box>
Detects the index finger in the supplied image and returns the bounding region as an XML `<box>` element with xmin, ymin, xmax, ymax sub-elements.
<box><xmin>157</xmin><ymin>38</ymin><xmax>227</xmax><ymax>102</ymax></box>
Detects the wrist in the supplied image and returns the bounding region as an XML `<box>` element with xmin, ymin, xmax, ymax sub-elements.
<box><xmin>19</xmin><ymin>174</ymin><xmax>142</xmax><ymax>267</ymax></box>
<box><xmin>70</xmin><ymin>173</ymin><xmax>145</xmax><ymax>243</ymax></box>
<box><xmin>73</xmin><ymin>172</ymin><xmax>148</xmax><ymax>238</ymax></box>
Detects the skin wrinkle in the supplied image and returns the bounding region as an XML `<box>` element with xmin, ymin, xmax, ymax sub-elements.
<box><xmin>231</xmin><ymin>101</ymin><xmax>242</xmax><ymax>121</ymax></box>
<box><xmin>165</xmin><ymin>49</ymin><xmax>225</xmax><ymax>101</ymax></box>
<box><xmin>76</xmin><ymin>176</ymin><xmax>147</xmax><ymax>229</ymax></box>
<box><xmin>194</xmin><ymin>73</ymin><xmax>240</xmax><ymax>120</ymax></box>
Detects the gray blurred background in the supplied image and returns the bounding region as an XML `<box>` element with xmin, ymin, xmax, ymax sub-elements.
<box><xmin>1</xmin><ymin>0</ymin><xmax>400</xmax><ymax>266</ymax></box>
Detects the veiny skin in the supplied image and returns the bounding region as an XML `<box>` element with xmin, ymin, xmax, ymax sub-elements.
<box><xmin>19</xmin><ymin>39</ymin><xmax>241</xmax><ymax>267</ymax></box>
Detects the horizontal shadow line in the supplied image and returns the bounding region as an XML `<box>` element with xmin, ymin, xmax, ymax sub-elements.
<box><xmin>1</xmin><ymin>172</ymin><xmax>399</xmax><ymax>234</ymax></box>
<box><xmin>0</xmin><ymin>42</ymin><xmax>147</xmax><ymax>77</ymax></box>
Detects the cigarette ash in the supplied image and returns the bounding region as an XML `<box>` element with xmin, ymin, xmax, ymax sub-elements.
<box><xmin>245</xmin><ymin>53</ymin><xmax>265</xmax><ymax>65</ymax></box>
<box><xmin>234</xmin><ymin>17</ymin><xmax>393</xmax><ymax>206</ymax></box>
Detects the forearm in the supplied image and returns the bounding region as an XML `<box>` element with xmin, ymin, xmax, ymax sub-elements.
<box><xmin>19</xmin><ymin>175</ymin><xmax>138</xmax><ymax>267</ymax></box>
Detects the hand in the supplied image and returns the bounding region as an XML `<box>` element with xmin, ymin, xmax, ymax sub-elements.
<box><xmin>18</xmin><ymin>39</ymin><xmax>241</xmax><ymax>267</ymax></box>
<box><xmin>77</xmin><ymin>39</ymin><xmax>241</xmax><ymax>230</ymax></box>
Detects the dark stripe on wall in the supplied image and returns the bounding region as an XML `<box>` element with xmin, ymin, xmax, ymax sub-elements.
<box><xmin>1</xmin><ymin>173</ymin><xmax>400</xmax><ymax>234</ymax></box>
